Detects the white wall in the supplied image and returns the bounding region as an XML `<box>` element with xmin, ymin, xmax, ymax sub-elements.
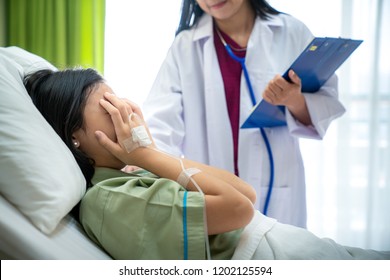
<box><xmin>104</xmin><ymin>0</ymin><xmax>182</xmax><ymax>105</ymax></box>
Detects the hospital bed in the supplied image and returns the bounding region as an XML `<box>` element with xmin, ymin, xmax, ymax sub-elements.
<box><xmin>0</xmin><ymin>196</ymin><xmax>111</xmax><ymax>259</ymax></box>
<box><xmin>0</xmin><ymin>46</ymin><xmax>111</xmax><ymax>259</ymax></box>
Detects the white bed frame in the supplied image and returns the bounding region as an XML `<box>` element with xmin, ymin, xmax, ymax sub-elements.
<box><xmin>0</xmin><ymin>195</ymin><xmax>111</xmax><ymax>259</ymax></box>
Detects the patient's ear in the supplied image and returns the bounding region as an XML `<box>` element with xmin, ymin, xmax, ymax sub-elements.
<box><xmin>72</xmin><ymin>136</ymin><xmax>80</xmax><ymax>148</ymax></box>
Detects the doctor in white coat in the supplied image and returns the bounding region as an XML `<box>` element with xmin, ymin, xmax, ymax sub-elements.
<box><xmin>143</xmin><ymin>0</ymin><xmax>345</xmax><ymax>228</ymax></box>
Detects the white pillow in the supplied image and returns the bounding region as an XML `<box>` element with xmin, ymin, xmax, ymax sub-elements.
<box><xmin>0</xmin><ymin>47</ymin><xmax>86</xmax><ymax>234</ymax></box>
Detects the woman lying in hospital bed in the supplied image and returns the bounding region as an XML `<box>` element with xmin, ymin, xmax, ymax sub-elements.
<box><xmin>23</xmin><ymin>68</ymin><xmax>390</xmax><ymax>260</ymax></box>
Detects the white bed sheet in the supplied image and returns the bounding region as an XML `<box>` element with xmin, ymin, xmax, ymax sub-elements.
<box><xmin>0</xmin><ymin>195</ymin><xmax>112</xmax><ymax>260</ymax></box>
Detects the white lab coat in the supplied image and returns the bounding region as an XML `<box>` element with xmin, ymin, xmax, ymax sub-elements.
<box><xmin>143</xmin><ymin>14</ymin><xmax>345</xmax><ymax>228</ymax></box>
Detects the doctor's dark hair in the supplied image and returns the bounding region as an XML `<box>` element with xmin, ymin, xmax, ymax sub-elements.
<box><xmin>176</xmin><ymin>0</ymin><xmax>280</xmax><ymax>35</ymax></box>
<box><xmin>24</xmin><ymin>68</ymin><xmax>104</xmax><ymax>189</ymax></box>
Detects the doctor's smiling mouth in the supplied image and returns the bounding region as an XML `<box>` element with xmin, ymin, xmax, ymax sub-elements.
<box><xmin>208</xmin><ymin>1</ymin><xmax>228</xmax><ymax>10</ymax></box>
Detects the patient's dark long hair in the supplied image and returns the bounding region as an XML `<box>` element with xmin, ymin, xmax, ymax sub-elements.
<box><xmin>176</xmin><ymin>0</ymin><xmax>280</xmax><ymax>35</ymax></box>
<box><xmin>24</xmin><ymin>68</ymin><xmax>104</xmax><ymax>219</ymax></box>
<box><xmin>24</xmin><ymin>68</ymin><xmax>104</xmax><ymax>193</ymax></box>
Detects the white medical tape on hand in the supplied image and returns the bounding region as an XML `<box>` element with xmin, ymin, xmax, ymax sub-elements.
<box><xmin>132</xmin><ymin>126</ymin><xmax>152</xmax><ymax>146</ymax></box>
<box><xmin>122</xmin><ymin>125</ymin><xmax>152</xmax><ymax>153</ymax></box>
<box><xmin>176</xmin><ymin>167</ymin><xmax>202</xmax><ymax>188</ymax></box>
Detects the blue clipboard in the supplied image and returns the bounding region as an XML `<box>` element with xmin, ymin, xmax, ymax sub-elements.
<box><xmin>241</xmin><ymin>37</ymin><xmax>363</xmax><ymax>129</ymax></box>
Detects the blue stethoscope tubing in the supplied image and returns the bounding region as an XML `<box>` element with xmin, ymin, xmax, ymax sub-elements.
<box><xmin>224</xmin><ymin>44</ymin><xmax>275</xmax><ymax>216</ymax></box>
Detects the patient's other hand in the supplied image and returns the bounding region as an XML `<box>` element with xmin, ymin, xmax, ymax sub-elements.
<box><xmin>122</xmin><ymin>165</ymin><xmax>141</xmax><ymax>173</ymax></box>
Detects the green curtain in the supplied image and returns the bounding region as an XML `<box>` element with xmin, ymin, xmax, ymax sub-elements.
<box><xmin>5</xmin><ymin>0</ymin><xmax>105</xmax><ymax>73</ymax></box>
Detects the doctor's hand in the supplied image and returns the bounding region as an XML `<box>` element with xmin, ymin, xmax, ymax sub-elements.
<box><xmin>263</xmin><ymin>70</ymin><xmax>312</xmax><ymax>126</ymax></box>
<box><xmin>262</xmin><ymin>70</ymin><xmax>302</xmax><ymax>106</ymax></box>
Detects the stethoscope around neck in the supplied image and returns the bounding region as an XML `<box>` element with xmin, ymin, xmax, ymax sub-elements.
<box><xmin>216</xmin><ymin>28</ymin><xmax>275</xmax><ymax>216</ymax></box>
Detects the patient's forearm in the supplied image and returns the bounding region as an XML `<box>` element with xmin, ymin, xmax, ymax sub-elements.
<box><xmin>131</xmin><ymin>147</ymin><xmax>255</xmax><ymax>234</ymax></box>
<box><xmin>180</xmin><ymin>158</ymin><xmax>257</xmax><ymax>204</ymax></box>
<box><xmin>132</xmin><ymin>148</ymin><xmax>256</xmax><ymax>204</ymax></box>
